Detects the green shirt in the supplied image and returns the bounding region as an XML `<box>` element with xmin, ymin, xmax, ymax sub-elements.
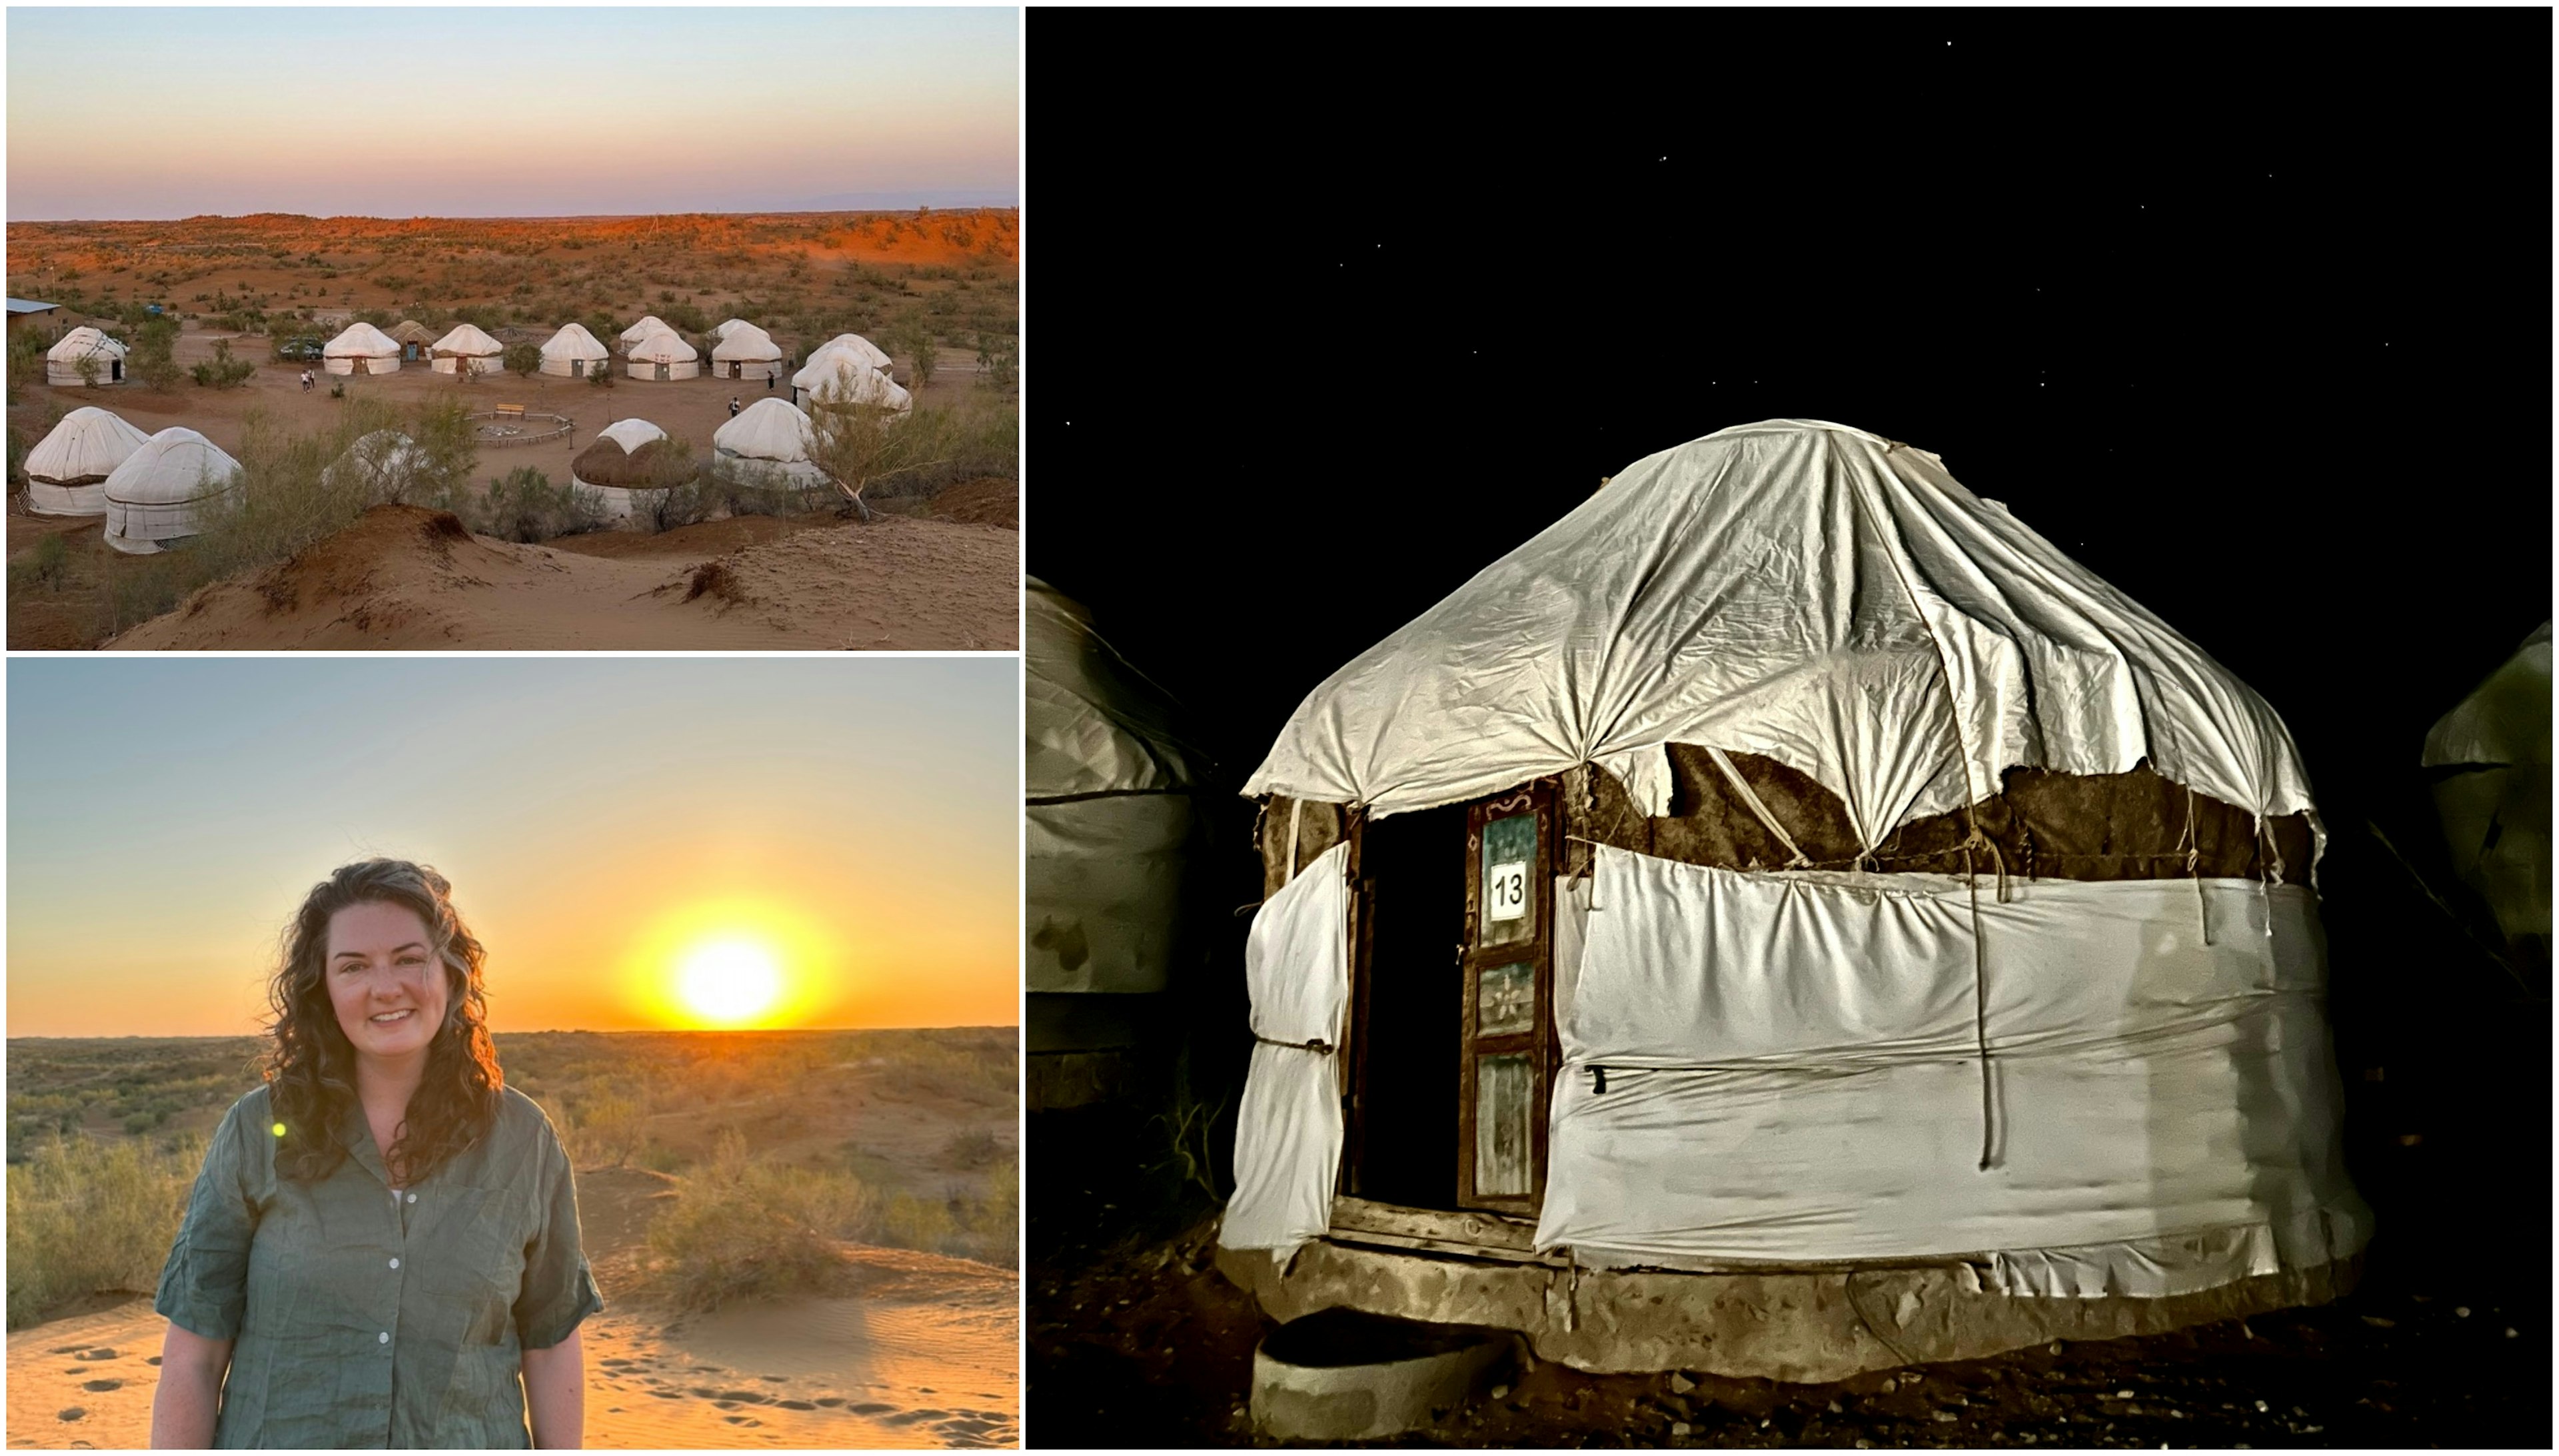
<box><xmin>155</xmin><ymin>1085</ymin><xmax>604</xmax><ymax>1449</ymax></box>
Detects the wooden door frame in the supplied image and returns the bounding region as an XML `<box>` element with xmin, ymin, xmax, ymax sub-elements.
<box><xmin>1456</xmin><ymin>780</ymin><xmax>1558</xmax><ymax>1216</ymax></box>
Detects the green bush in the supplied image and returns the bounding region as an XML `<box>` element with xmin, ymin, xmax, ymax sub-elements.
<box><xmin>11</xmin><ymin>534</ymin><xmax>71</xmax><ymax>592</ymax></box>
<box><xmin>188</xmin><ymin>339</ymin><xmax>255</xmax><ymax>389</ymax></box>
<box><xmin>502</xmin><ymin>341</ymin><xmax>541</xmax><ymax>378</ymax></box>
<box><xmin>643</xmin><ymin>1130</ymin><xmax>874</xmax><ymax>1312</ymax></box>
<box><xmin>130</xmin><ymin>318</ymin><xmax>184</xmax><ymax>390</ymax></box>
<box><xmin>7</xmin><ymin>1134</ymin><xmax>201</xmax><ymax>1329</ymax></box>
<box><xmin>447</xmin><ymin>466</ymin><xmax>606</xmax><ymax>543</ymax></box>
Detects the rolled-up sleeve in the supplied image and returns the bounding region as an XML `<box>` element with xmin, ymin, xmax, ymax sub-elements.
<box><xmin>154</xmin><ymin>1094</ymin><xmax>261</xmax><ymax>1341</ymax></box>
<box><xmin>511</xmin><ymin>1117</ymin><xmax>603</xmax><ymax>1350</ymax></box>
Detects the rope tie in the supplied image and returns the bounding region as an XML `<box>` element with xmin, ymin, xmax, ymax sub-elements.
<box><xmin>2176</xmin><ymin>783</ymin><xmax>2210</xmax><ymax>946</ymax></box>
<box><xmin>1254</xmin><ymin>1034</ymin><xmax>1336</xmax><ymax>1055</ymax></box>
<box><xmin>1960</xmin><ymin>812</ymin><xmax>2001</xmax><ymax>1172</ymax></box>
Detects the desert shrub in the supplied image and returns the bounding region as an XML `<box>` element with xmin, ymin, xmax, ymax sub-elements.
<box><xmin>564</xmin><ymin>1089</ymin><xmax>642</xmax><ymax>1169</ymax></box>
<box><xmin>453</xmin><ymin>467</ymin><xmax>606</xmax><ymax>543</ymax></box>
<box><xmin>5</xmin><ymin>423</ymin><xmax>27</xmax><ymax>485</ymax></box>
<box><xmin>130</xmin><ymin>318</ymin><xmax>184</xmax><ymax>390</ymax></box>
<box><xmin>638</xmin><ymin>1143</ymin><xmax>688</xmax><ymax>1175</ymax></box>
<box><xmin>644</xmin><ymin>1130</ymin><xmax>875</xmax><ymax>1312</ymax></box>
<box><xmin>587</xmin><ymin>359</ymin><xmax>616</xmax><ymax>388</ymax></box>
<box><xmin>7</xmin><ymin>331</ymin><xmax>48</xmax><ymax>400</ymax></box>
<box><xmin>942</xmin><ymin>1128</ymin><xmax>1001</xmax><ymax>1169</ymax></box>
<box><xmin>189</xmin><ymin>339</ymin><xmax>256</xmax><ymax>389</ymax></box>
<box><xmin>502</xmin><ymin>341</ymin><xmax>541</xmax><ymax>378</ymax></box>
<box><xmin>7</xmin><ymin>1134</ymin><xmax>201</xmax><ymax>1329</ymax></box>
<box><xmin>11</xmin><ymin>534</ymin><xmax>71</xmax><ymax>592</ymax></box>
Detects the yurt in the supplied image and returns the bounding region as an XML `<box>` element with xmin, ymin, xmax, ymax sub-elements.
<box><xmin>792</xmin><ymin>351</ymin><xmax>912</xmax><ymax>412</ymax></box>
<box><xmin>708</xmin><ymin>318</ymin><xmax>761</xmax><ymax>344</ymax></box>
<box><xmin>813</xmin><ymin>333</ymin><xmax>892</xmax><ymax>372</ymax></box>
<box><xmin>45</xmin><ymin>326</ymin><xmax>128</xmax><ymax>385</ymax></box>
<box><xmin>102</xmin><ymin>426</ymin><xmax>241</xmax><ymax>554</ymax></box>
<box><xmin>617</xmin><ymin>315</ymin><xmax>670</xmax><ymax>352</ymax></box>
<box><xmin>1220</xmin><ymin>420</ymin><xmax>2366</xmax><ymax>1381</ymax></box>
<box><xmin>568</xmin><ymin>418</ymin><xmax>690</xmax><ymax>524</ymax></box>
<box><xmin>24</xmin><ymin>406</ymin><xmax>151</xmax><ymax>515</ymax></box>
<box><xmin>1026</xmin><ymin>579</ymin><xmax>1212</xmax><ymax>1109</ymax></box>
<box><xmin>388</xmin><ymin>319</ymin><xmax>436</xmax><ymax>363</ymax></box>
<box><xmin>321</xmin><ymin>430</ymin><xmax>429</xmax><ymax>502</ymax></box>
<box><xmin>710</xmin><ymin>397</ymin><xmax>825</xmax><ymax>490</ymax></box>
<box><xmin>537</xmin><ymin>323</ymin><xmax>610</xmax><ymax>378</ymax></box>
<box><xmin>323</xmin><ymin>322</ymin><xmax>402</xmax><ymax>376</ymax></box>
<box><xmin>623</xmin><ymin>327</ymin><xmax>700</xmax><ymax>382</ymax></box>
<box><xmin>709</xmin><ymin>324</ymin><xmax>784</xmax><ymax>382</ymax></box>
<box><xmin>430</xmin><ymin>323</ymin><xmax>504</xmax><ymax>376</ymax></box>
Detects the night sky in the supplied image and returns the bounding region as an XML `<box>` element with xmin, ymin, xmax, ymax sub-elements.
<box><xmin>1031</xmin><ymin>13</ymin><xmax>2550</xmax><ymax>844</ymax></box>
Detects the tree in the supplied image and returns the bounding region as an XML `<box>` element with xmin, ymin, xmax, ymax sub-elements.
<box><xmin>130</xmin><ymin>319</ymin><xmax>184</xmax><ymax>391</ymax></box>
<box><xmin>502</xmin><ymin>341</ymin><xmax>541</xmax><ymax>379</ymax></box>
<box><xmin>72</xmin><ymin>353</ymin><xmax>100</xmax><ymax>388</ymax></box>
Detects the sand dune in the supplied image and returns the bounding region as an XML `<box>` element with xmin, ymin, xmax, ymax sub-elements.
<box><xmin>103</xmin><ymin>504</ymin><xmax>1018</xmax><ymax>650</ymax></box>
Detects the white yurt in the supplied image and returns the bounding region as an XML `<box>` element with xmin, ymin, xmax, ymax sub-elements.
<box><xmin>708</xmin><ymin>318</ymin><xmax>761</xmax><ymax>343</ymax></box>
<box><xmin>1026</xmin><ymin>578</ymin><xmax>1212</xmax><ymax>1109</ymax></box>
<box><xmin>323</xmin><ymin>322</ymin><xmax>403</xmax><ymax>376</ymax></box>
<box><xmin>595</xmin><ymin>417</ymin><xmax>668</xmax><ymax>454</ymax></box>
<box><xmin>45</xmin><ymin>326</ymin><xmax>128</xmax><ymax>385</ymax></box>
<box><xmin>792</xmin><ymin>352</ymin><xmax>912</xmax><ymax>412</ymax></box>
<box><xmin>430</xmin><ymin>323</ymin><xmax>505</xmax><ymax>376</ymax></box>
<box><xmin>321</xmin><ymin>430</ymin><xmax>428</xmax><ymax>502</ymax></box>
<box><xmin>102</xmin><ymin>426</ymin><xmax>241</xmax><ymax>554</ymax></box>
<box><xmin>24</xmin><ymin>406</ymin><xmax>152</xmax><ymax>515</ymax></box>
<box><xmin>617</xmin><ymin>315</ymin><xmax>670</xmax><ymax>352</ymax></box>
<box><xmin>536</xmin><ymin>323</ymin><xmax>610</xmax><ymax>378</ymax></box>
<box><xmin>710</xmin><ymin>397</ymin><xmax>826</xmax><ymax>490</ymax></box>
<box><xmin>569</xmin><ymin>418</ymin><xmax>684</xmax><ymax>525</ymax></box>
<box><xmin>709</xmin><ymin>324</ymin><xmax>784</xmax><ymax>382</ymax></box>
<box><xmin>624</xmin><ymin>327</ymin><xmax>700</xmax><ymax>381</ymax></box>
<box><xmin>814</xmin><ymin>333</ymin><xmax>893</xmax><ymax>372</ymax></box>
<box><xmin>1221</xmin><ymin>420</ymin><xmax>2366</xmax><ymax>1380</ymax></box>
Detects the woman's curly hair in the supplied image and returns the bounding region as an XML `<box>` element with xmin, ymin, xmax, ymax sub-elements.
<box><xmin>265</xmin><ymin>859</ymin><xmax>502</xmax><ymax>1185</ymax></box>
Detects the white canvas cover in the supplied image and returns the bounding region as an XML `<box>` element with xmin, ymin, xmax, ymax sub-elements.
<box><xmin>45</xmin><ymin>326</ymin><xmax>127</xmax><ymax>384</ymax></box>
<box><xmin>794</xmin><ymin>355</ymin><xmax>912</xmax><ymax>412</ymax></box>
<box><xmin>816</xmin><ymin>333</ymin><xmax>893</xmax><ymax>371</ymax></box>
<box><xmin>618</xmin><ymin>315</ymin><xmax>670</xmax><ymax>348</ymax></box>
<box><xmin>1026</xmin><ymin>581</ymin><xmax>1213</xmax><ymax>995</ymax></box>
<box><xmin>25</xmin><ymin>406</ymin><xmax>151</xmax><ymax>514</ymax></box>
<box><xmin>536</xmin><ymin>323</ymin><xmax>608</xmax><ymax>375</ymax></box>
<box><xmin>710</xmin><ymin>327</ymin><xmax>782</xmax><ymax>363</ymax></box>
<box><xmin>709</xmin><ymin>318</ymin><xmax>762</xmax><ymax>343</ymax></box>
<box><xmin>712</xmin><ymin>397</ymin><xmax>814</xmax><ymax>462</ymax></box>
<box><xmin>594</xmin><ymin>418</ymin><xmax>668</xmax><ymax>452</ymax></box>
<box><xmin>2420</xmin><ymin>623</ymin><xmax>2552</xmax><ymax>944</ymax></box>
<box><xmin>626</xmin><ymin>329</ymin><xmax>698</xmax><ymax>364</ymax></box>
<box><xmin>321</xmin><ymin>430</ymin><xmax>426</xmax><ymax>502</ymax></box>
<box><xmin>1244</xmin><ymin>420</ymin><xmax>2322</xmax><ymax>866</ymax></box>
<box><xmin>430</xmin><ymin>323</ymin><xmax>504</xmax><ymax>374</ymax></box>
<box><xmin>323</xmin><ymin>321</ymin><xmax>402</xmax><ymax>376</ymax></box>
<box><xmin>1223</xmin><ymin>843</ymin><xmax>1351</xmax><ymax>1255</ymax></box>
<box><xmin>103</xmin><ymin>427</ymin><xmax>241</xmax><ymax>553</ymax></box>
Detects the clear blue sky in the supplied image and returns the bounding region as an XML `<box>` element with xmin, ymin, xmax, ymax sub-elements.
<box><xmin>7</xmin><ymin>8</ymin><xmax>1018</xmax><ymax>219</ymax></box>
<box><xmin>9</xmin><ymin>658</ymin><xmax>1020</xmax><ymax>1035</ymax></box>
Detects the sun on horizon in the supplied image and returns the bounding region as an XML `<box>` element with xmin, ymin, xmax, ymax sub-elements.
<box><xmin>675</xmin><ymin>938</ymin><xmax>784</xmax><ymax>1027</ymax></box>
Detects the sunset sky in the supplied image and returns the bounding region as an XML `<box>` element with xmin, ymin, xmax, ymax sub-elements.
<box><xmin>6</xmin><ymin>8</ymin><xmax>1018</xmax><ymax>219</ymax></box>
<box><xmin>7</xmin><ymin>659</ymin><xmax>1018</xmax><ymax>1037</ymax></box>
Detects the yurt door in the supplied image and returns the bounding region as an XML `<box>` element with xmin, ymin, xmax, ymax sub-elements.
<box><xmin>1457</xmin><ymin>782</ymin><xmax>1556</xmax><ymax>1214</ymax></box>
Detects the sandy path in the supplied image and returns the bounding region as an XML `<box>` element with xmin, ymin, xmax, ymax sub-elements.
<box><xmin>10</xmin><ymin>1246</ymin><xmax>1017</xmax><ymax>1450</ymax></box>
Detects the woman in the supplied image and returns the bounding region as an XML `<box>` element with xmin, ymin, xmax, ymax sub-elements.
<box><xmin>149</xmin><ymin>860</ymin><xmax>601</xmax><ymax>1449</ymax></box>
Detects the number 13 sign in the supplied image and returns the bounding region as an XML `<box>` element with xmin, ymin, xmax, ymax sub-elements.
<box><xmin>1485</xmin><ymin>859</ymin><xmax>1528</xmax><ymax>921</ymax></box>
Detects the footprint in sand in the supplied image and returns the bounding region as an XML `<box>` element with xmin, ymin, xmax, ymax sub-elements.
<box><xmin>760</xmin><ymin>1374</ymin><xmax>786</xmax><ymax>1383</ymax></box>
<box><xmin>884</xmin><ymin>1408</ymin><xmax>949</xmax><ymax>1426</ymax></box>
<box><xmin>776</xmin><ymin>1400</ymin><xmax>816</xmax><ymax>1411</ymax></box>
<box><xmin>847</xmin><ymin>1402</ymin><xmax>894</xmax><ymax>1415</ymax></box>
<box><xmin>716</xmin><ymin>1390</ymin><xmax>771</xmax><ymax>1405</ymax></box>
<box><xmin>722</xmin><ymin>1415</ymin><xmax>763</xmax><ymax>1427</ymax></box>
<box><xmin>81</xmin><ymin>1379</ymin><xmax>124</xmax><ymax>1392</ymax></box>
<box><xmin>812</xmin><ymin>1398</ymin><xmax>845</xmax><ymax>1409</ymax></box>
<box><xmin>650</xmin><ymin>1390</ymin><xmax>682</xmax><ymax>1401</ymax></box>
<box><xmin>75</xmin><ymin>1349</ymin><xmax>119</xmax><ymax>1361</ymax></box>
<box><xmin>145</xmin><ymin>1357</ymin><xmax>163</xmax><ymax>1366</ymax></box>
<box><xmin>59</xmin><ymin>1407</ymin><xmax>89</xmax><ymax>1421</ymax></box>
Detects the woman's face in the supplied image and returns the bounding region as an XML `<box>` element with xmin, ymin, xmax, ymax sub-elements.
<box><xmin>325</xmin><ymin>901</ymin><xmax>450</xmax><ymax>1070</ymax></box>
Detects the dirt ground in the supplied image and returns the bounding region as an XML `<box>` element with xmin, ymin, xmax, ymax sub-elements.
<box><xmin>1028</xmin><ymin>1104</ymin><xmax>2552</xmax><ymax>1449</ymax></box>
<box><xmin>9</xmin><ymin>1031</ymin><xmax>1019</xmax><ymax>1449</ymax></box>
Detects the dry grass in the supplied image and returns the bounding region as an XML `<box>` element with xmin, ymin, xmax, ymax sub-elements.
<box><xmin>7</xmin><ymin>1134</ymin><xmax>202</xmax><ymax>1329</ymax></box>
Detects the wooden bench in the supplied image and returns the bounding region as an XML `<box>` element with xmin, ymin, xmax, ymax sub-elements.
<box><xmin>493</xmin><ymin>403</ymin><xmax>526</xmax><ymax>421</ymax></box>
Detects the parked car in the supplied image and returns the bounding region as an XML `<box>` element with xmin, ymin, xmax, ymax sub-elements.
<box><xmin>275</xmin><ymin>337</ymin><xmax>325</xmax><ymax>361</ymax></box>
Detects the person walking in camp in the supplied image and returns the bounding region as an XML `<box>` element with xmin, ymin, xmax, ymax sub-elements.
<box><xmin>765</xmin><ymin>368</ymin><xmax>775</xmax><ymax>393</ymax></box>
<box><xmin>300</xmin><ymin>369</ymin><xmax>312</xmax><ymax>393</ymax></box>
<box><xmin>148</xmin><ymin>859</ymin><xmax>600</xmax><ymax>1449</ymax></box>
<box><xmin>729</xmin><ymin>396</ymin><xmax>742</xmax><ymax>418</ymax></box>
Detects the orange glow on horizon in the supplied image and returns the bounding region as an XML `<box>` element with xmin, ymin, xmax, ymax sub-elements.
<box><xmin>622</xmin><ymin>896</ymin><xmax>853</xmax><ymax>1032</ymax></box>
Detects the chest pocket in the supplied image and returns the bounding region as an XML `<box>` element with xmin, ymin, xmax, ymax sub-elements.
<box><xmin>417</xmin><ymin>1183</ymin><xmax>532</xmax><ymax>1346</ymax></box>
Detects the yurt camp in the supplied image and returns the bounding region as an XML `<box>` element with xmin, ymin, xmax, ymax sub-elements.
<box><xmin>1220</xmin><ymin>419</ymin><xmax>2366</xmax><ymax>1380</ymax></box>
<box><xmin>568</xmin><ymin>418</ymin><xmax>690</xmax><ymax>524</ymax></box>
<box><xmin>792</xmin><ymin>352</ymin><xmax>912</xmax><ymax>412</ymax></box>
<box><xmin>320</xmin><ymin>430</ymin><xmax>428</xmax><ymax>503</ymax></box>
<box><xmin>1026</xmin><ymin>579</ymin><xmax>1212</xmax><ymax>1109</ymax></box>
<box><xmin>388</xmin><ymin>319</ymin><xmax>436</xmax><ymax>363</ymax></box>
<box><xmin>24</xmin><ymin>406</ymin><xmax>151</xmax><ymax>515</ymax></box>
<box><xmin>709</xmin><ymin>323</ymin><xmax>785</xmax><ymax>382</ymax></box>
<box><xmin>45</xmin><ymin>325</ymin><xmax>127</xmax><ymax>385</ymax></box>
<box><xmin>102</xmin><ymin>426</ymin><xmax>241</xmax><ymax>554</ymax></box>
<box><xmin>617</xmin><ymin>315</ymin><xmax>671</xmax><ymax>353</ymax></box>
<box><xmin>323</xmin><ymin>322</ymin><xmax>402</xmax><ymax>376</ymax></box>
<box><xmin>430</xmin><ymin>323</ymin><xmax>505</xmax><ymax>376</ymax></box>
<box><xmin>624</xmin><ymin>327</ymin><xmax>700</xmax><ymax>382</ymax></box>
<box><xmin>710</xmin><ymin>397</ymin><xmax>826</xmax><ymax>490</ymax></box>
<box><xmin>537</xmin><ymin>322</ymin><xmax>610</xmax><ymax>378</ymax></box>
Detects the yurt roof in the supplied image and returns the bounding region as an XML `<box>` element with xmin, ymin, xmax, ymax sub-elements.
<box><xmin>816</xmin><ymin>333</ymin><xmax>893</xmax><ymax>370</ymax></box>
<box><xmin>1244</xmin><ymin>419</ymin><xmax>2321</xmax><ymax>856</ymax></box>
<box><xmin>1028</xmin><ymin>578</ymin><xmax>1212</xmax><ymax>798</ymax></box>
<box><xmin>47</xmin><ymin>325</ymin><xmax>128</xmax><ymax>362</ymax></box>
<box><xmin>594</xmin><ymin>418</ymin><xmax>669</xmax><ymax>452</ymax></box>
<box><xmin>2424</xmin><ymin>622</ymin><xmax>2553</xmax><ymax>769</ymax></box>
<box><xmin>432</xmin><ymin>323</ymin><xmax>504</xmax><ymax>357</ymax></box>
<box><xmin>710</xmin><ymin>328</ymin><xmax>784</xmax><ymax>363</ymax></box>
<box><xmin>792</xmin><ymin>355</ymin><xmax>911</xmax><ymax>409</ymax></box>
<box><xmin>618</xmin><ymin>315</ymin><xmax>670</xmax><ymax>345</ymax></box>
<box><xmin>388</xmin><ymin>319</ymin><xmax>438</xmax><ymax>344</ymax></box>
<box><xmin>538</xmin><ymin>322</ymin><xmax>610</xmax><ymax>361</ymax></box>
<box><xmin>710</xmin><ymin>319</ymin><xmax>764</xmax><ymax>341</ymax></box>
<box><xmin>25</xmin><ymin>406</ymin><xmax>151</xmax><ymax>486</ymax></box>
<box><xmin>712</xmin><ymin>397</ymin><xmax>814</xmax><ymax>461</ymax></box>
<box><xmin>626</xmin><ymin>328</ymin><xmax>698</xmax><ymax>364</ymax></box>
<box><xmin>101</xmin><ymin>426</ymin><xmax>242</xmax><ymax>506</ymax></box>
<box><xmin>323</xmin><ymin>321</ymin><xmax>401</xmax><ymax>357</ymax></box>
<box><xmin>572</xmin><ymin>434</ymin><xmax>692</xmax><ymax>488</ymax></box>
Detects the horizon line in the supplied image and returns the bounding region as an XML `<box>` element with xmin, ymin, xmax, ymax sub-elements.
<box><xmin>9</xmin><ymin>203</ymin><xmax>1023</xmax><ymax>227</ymax></box>
<box><xmin>7</xmin><ymin>1023</ymin><xmax>1021</xmax><ymax>1041</ymax></box>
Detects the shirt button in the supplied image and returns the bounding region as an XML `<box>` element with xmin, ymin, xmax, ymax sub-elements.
<box><xmin>378</xmin><ymin>1331</ymin><xmax>390</xmax><ymax>1345</ymax></box>
<box><xmin>389</xmin><ymin>1258</ymin><xmax>401</xmax><ymax>1269</ymax></box>
<box><xmin>407</xmin><ymin>1193</ymin><xmax>418</xmax><ymax>1203</ymax></box>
